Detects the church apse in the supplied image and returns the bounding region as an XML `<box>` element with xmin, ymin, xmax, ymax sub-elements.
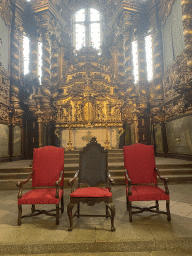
<box><xmin>55</xmin><ymin>47</ymin><xmax>124</xmax><ymax>149</ymax></box>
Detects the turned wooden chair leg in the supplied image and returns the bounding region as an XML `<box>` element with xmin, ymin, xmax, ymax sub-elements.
<box><xmin>106</xmin><ymin>203</ymin><xmax>116</xmax><ymax>231</ymax></box>
<box><xmin>31</xmin><ymin>204</ymin><xmax>35</xmax><ymax>213</ymax></box>
<box><xmin>61</xmin><ymin>195</ymin><xmax>64</xmax><ymax>213</ymax></box>
<box><xmin>126</xmin><ymin>194</ymin><xmax>129</xmax><ymax>211</ymax></box>
<box><xmin>156</xmin><ymin>200</ymin><xmax>159</xmax><ymax>211</ymax></box>
<box><xmin>77</xmin><ymin>202</ymin><xmax>80</xmax><ymax>218</ymax></box>
<box><xmin>18</xmin><ymin>205</ymin><xmax>22</xmax><ymax>226</ymax></box>
<box><xmin>129</xmin><ymin>201</ymin><xmax>132</xmax><ymax>222</ymax></box>
<box><xmin>166</xmin><ymin>200</ymin><xmax>171</xmax><ymax>221</ymax></box>
<box><xmin>106</xmin><ymin>205</ymin><xmax>109</xmax><ymax>218</ymax></box>
<box><xmin>56</xmin><ymin>204</ymin><xmax>59</xmax><ymax>225</ymax></box>
<box><xmin>67</xmin><ymin>203</ymin><xmax>76</xmax><ymax>231</ymax></box>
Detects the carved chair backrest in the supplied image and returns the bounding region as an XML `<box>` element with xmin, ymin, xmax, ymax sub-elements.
<box><xmin>123</xmin><ymin>143</ymin><xmax>157</xmax><ymax>184</ymax></box>
<box><xmin>32</xmin><ymin>146</ymin><xmax>64</xmax><ymax>187</ymax></box>
<box><xmin>78</xmin><ymin>137</ymin><xmax>108</xmax><ymax>187</ymax></box>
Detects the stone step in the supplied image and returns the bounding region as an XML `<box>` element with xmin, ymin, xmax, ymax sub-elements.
<box><xmin>64</xmin><ymin>157</ymin><xmax>124</xmax><ymax>164</ymax></box>
<box><xmin>64</xmin><ymin>149</ymin><xmax>123</xmax><ymax>154</ymax></box>
<box><xmin>159</xmin><ymin>168</ymin><xmax>192</xmax><ymax>175</ymax></box>
<box><xmin>157</xmin><ymin>164</ymin><xmax>192</xmax><ymax>169</ymax></box>
<box><xmin>1</xmin><ymin>155</ymin><xmax>192</xmax><ymax>190</ymax></box>
<box><xmin>1</xmin><ymin>168</ymin><xmax>192</xmax><ymax>180</ymax></box>
<box><xmin>1</xmin><ymin>172</ymin><xmax>192</xmax><ymax>190</ymax></box>
<box><xmin>0</xmin><ymin>168</ymin><xmax>32</xmax><ymax>174</ymax></box>
<box><xmin>1</xmin><ymin>165</ymin><xmax>192</xmax><ymax>173</ymax></box>
<box><xmin>0</xmin><ymin>166</ymin><xmax>192</xmax><ymax>177</ymax></box>
<box><xmin>111</xmin><ymin>174</ymin><xmax>192</xmax><ymax>185</ymax></box>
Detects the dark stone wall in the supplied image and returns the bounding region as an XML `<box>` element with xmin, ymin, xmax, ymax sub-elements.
<box><xmin>166</xmin><ymin>115</ymin><xmax>192</xmax><ymax>155</ymax></box>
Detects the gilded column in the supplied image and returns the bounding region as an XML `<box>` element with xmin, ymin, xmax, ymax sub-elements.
<box><xmin>181</xmin><ymin>0</ymin><xmax>192</xmax><ymax>72</ymax></box>
<box><xmin>181</xmin><ymin>0</ymin><xmax>192</xmax><ymax>49</ymax></box>
<box><xmin>152</xmin><ymin>27</ymin><xmax>164</xmax><ymax>106</ymax></box>
<box><xmin>123</xmin><ymin>11</ymin><xmax>134</xmax><ymax>91</ymax></box>
<box><xmin>10</xmin><ymin>24</ymin><xmax>23</xmax><ymax>159</ymax></box>
<box><xmin>51</xmin><ymin>35</ymin><xmax>59</xmax><ymax>90</ymax></box>
<box><xmin>42</xmin><ymin>31</ymin><xmax>51</xmax><ymax>87</ymax></box>
<box><xmin>109</xmin><ymin>45</ymin><xmax>118</xmax><ymax>79</ymax></box>
<box><xmin>117</xmin><ymin>35</ymin><xmax>125</xmax><ymax>86</ymax></box>
<box><xmin>10</xmin><ymin>27</ymin><xmax>20</xmax><ymax>99</ymax></box>
<box><xmin>124</xmin><ymin>27</ymin><xmax>134</xmax><ymax>88</ymax></box>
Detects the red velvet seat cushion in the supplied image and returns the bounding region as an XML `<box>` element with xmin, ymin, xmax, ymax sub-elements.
<box><xmin>70</xmin><ymin>187</ymin><xmax>112</xmax><ymax>198</ymax></box>
<box><xmin>18</xmin><ymin>188</ymin><xmax>63</xmax><ymax>205</ymax></box>
<box><xmin>126</xmin><ymin>185</ymin><xmax>169</xmax><ymax>201</ymax></box>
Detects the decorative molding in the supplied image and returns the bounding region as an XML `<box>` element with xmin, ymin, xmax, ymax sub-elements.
<box><xmin>0</xmin><ymin>0</ymin><xmax>12</xmax><ymax>27</ymax></box>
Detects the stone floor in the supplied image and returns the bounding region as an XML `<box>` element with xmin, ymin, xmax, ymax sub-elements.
<box><xmin>0</xmin><ymin>157</ymin><xmax>192</xmax><ymax>169</ymax></box>
<box><xmin>0</xmin><ymin>184</ymin><xmax>192</xmax><ymax>255</ymax></box>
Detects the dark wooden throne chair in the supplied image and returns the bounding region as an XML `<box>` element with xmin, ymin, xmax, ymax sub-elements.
<box><xmin>67</xmin><ymin>137</ymin><xmax>116</xmax><ymax>231</ymax></box>
<box><xmin>123</xmin><ymin>143</ymin><xmax>171</xmax><ymax>222</ymax></box>
<box><xmin>17</xmin><ymin>146</ymin><xmax>64</xmax><ymax>225</ymax></box>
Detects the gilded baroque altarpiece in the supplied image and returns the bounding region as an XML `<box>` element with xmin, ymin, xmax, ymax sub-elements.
<box><xmin>56</xmin><ymin>47</ymin><xmax>124</xmax><ymax>148</ymax></box>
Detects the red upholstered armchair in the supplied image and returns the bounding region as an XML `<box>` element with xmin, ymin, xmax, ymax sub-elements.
<box><xmin>67</xmin><ymin>137</ymin><xmax>116</xmax><ymax>231</ymax></box>
<box><xmin>17</xmin><ymin>146</ymin><xmax>64</xmax><ymax>225</ymax></box>
<box><xmin>123</xmin><ymin>143</ymin><xmax>171</xmax><ymax>222</ymax></box>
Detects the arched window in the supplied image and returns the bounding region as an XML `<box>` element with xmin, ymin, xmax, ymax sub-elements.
<box><xmin>74</xmin><ymin>8</ymin><xmax>101</xmax><ymax>51</ymax></box>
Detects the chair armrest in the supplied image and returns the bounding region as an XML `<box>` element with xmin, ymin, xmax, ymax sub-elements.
<box><xmin>155</xmin><ymin>168</ymin><xmax>169</xmax><ymax>195</ymax></box>
<box><xmin>68</xmin><ymin>170</ymin><xmax>79</xmax><ymax>192</ymax></box>
<box><xmin>55</xmin><ymin>171</ymin><xmax>64</xmax><ymax>198</ymax></box>
<box><xmin>68</xmin><ymin>170</ymin><xmax>79</xmax><ymax>186</ymax></box>
<box><xmin>16</xmin><ymin>171</ymin><xmax>33</xmax><ymax>187</ymax></box>
<box><xmin>125</xmin><ymin>169</ymin><xmax>132</xmax><ymax>184</ymax></box>
<box><xmin>55</xmin><ymin>171</ymin><xmax>64</xmax><ymax>186</ymax></box>
<box><xmin>107</xmin><ymin>171</ymin><xmax>115</xmax><ymax>192</ymax></box>
<box><xmin>125</xmin><ymin>169</ymin><xmax>132</xmax><ymax>195</ymax></box>
<box><xmin>107</xmin><ymin>172</ymin><xmax>115</xmax><ymax>185</ymax></box>
<box><xmin>16</xmin><ymin>171</ymin><xmax>33</xmax><ymax>199</ymax></box>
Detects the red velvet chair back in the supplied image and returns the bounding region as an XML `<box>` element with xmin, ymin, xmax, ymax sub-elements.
<box><xmin>123</xmin><ymin>144</ymin><xmax>157</xmax><ymax>184</ymax></box>
<box><xmin>32</xmin><ymin>146</ymin><xmax>64</xmax><ymax>187</ymax></box>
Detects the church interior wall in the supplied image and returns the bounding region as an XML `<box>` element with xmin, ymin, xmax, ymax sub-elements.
<box><xmin>0</xmin><ymin>124</ymin><xmax>9</xmax><ymax>159</ymax></box>
<box><xmin>0</xmin><ymin>0</ymin><xmax>191</xmax><ymax>161</ymax></box>
<box><xmin>12</xmin><ymin>125</ymin><xmax>22</xmax><ymax>157</ymax></box>
<box><xmin>166</xmin><ymin>114</ymin><xmax>192</xmax><ymax>155</ymax></box>
<box><xmin>154</xmin><ymin>123</ymin><xmax>164</xmax><ymax>154</ymax></box>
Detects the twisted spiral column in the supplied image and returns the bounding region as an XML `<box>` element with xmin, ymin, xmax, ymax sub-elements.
<box><xmin>51</xmin><ymin>37</ymin><xmax>59</xmax><ymax>89</ymax></box>
<box><xmin>124</xmin><ymin>27</ymin><xmax>134</xmax><ymax>91</ymax></box>
<box><xmin>42</xmin><ymin>32</ymin><xmax>51</xmax><ymax>87</ymax></box>
<box><xmin>11</xmin><ymin>27</ymin><xmax>20</xmax><ymax>85</ymax></box>
<box><xmin>181</xmin><ymin>0</ymin><xmax>192</xmax><ymax>69</ymax></box>
<box><xmin>152</xmin><ymin>28</ymin><xmax>164</xmax><ymax>105</ymax></box>
<box><xmin>117</xmin><ymin>36</ymin><xmax>125</xmax><ymax>85</ymax></box>
<box><xmin>10</xmin><ymin>27</ymin><xmax>22</xmax><ymax>113</ymax></box>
